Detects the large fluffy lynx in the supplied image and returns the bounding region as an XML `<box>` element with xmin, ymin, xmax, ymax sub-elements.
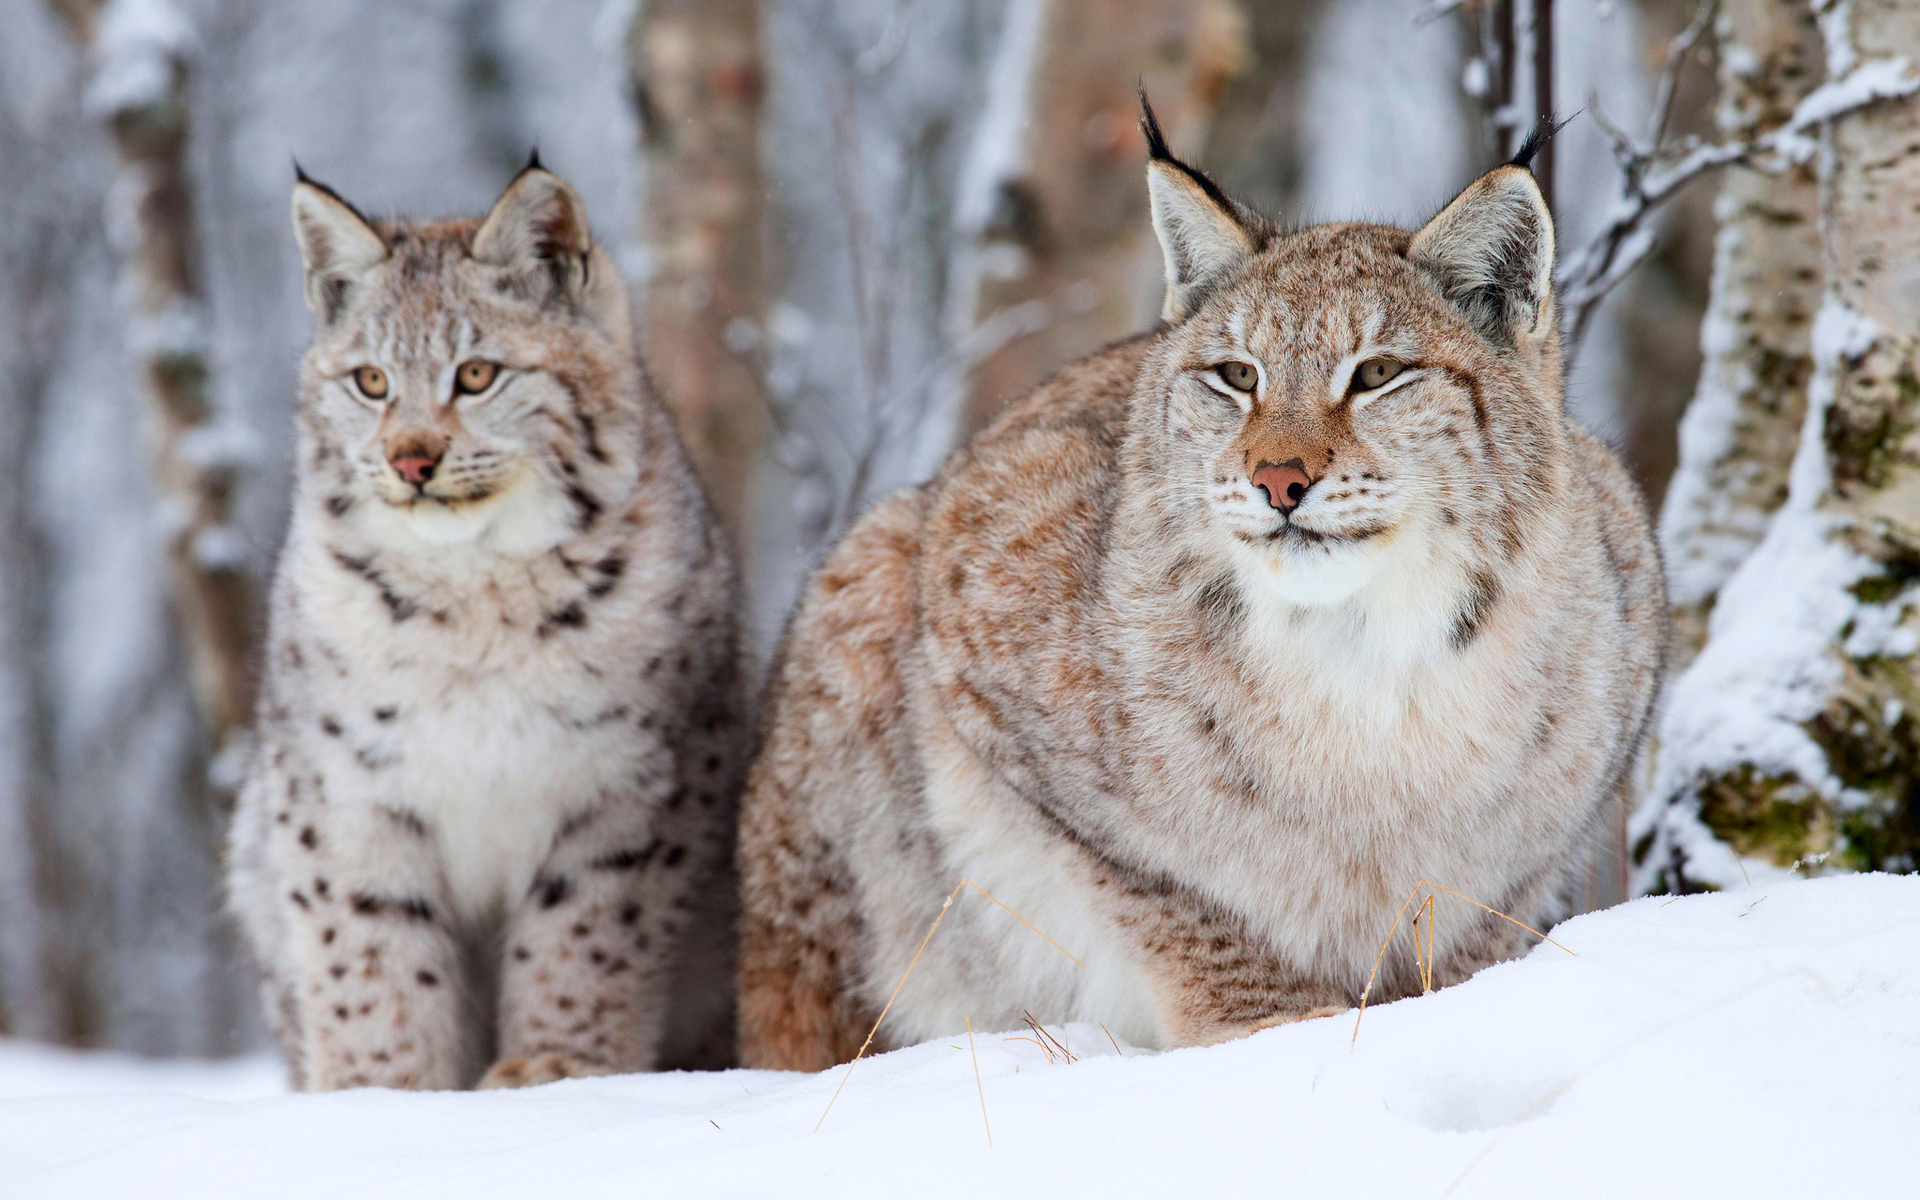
<box><xmin>739</xmin><ymin>114</ymin><xmax>1665</xmax><ymax>1068</ymax></box>
<box><xmin>229</xmin><ymin>161</ymin><xmax>746</xmax><ymax>1090</ymax></box>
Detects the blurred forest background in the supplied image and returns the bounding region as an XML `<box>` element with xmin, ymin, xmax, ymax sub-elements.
<box><xmin>1</xmin><ymin>0</ymin><xmax>1914</xmax><ymax>1059</ymax></box>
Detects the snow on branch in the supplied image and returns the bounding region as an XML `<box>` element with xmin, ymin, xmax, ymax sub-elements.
<box><xmin>84</xmin><ymin>0</ymin><xmax>195</xmax><ymax>116</ymax></box>
<box><xmin>1557</xmin><ymin>0</ymin><xmax>1918</xmax><ymax>359</ymax></box>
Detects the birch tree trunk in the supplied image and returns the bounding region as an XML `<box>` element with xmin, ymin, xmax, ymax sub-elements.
<box><xmin>954</xmin><ymin>0</ymin><xmax>1252</xmax><ymax>432</ymax></box>
<box><xmin>1640</xmin><ymin>0</ymin><xmax>1920</xmax><ymax>892</ymax></box>
<box><xmin>1658</xmin><ymin>0</ymin><xmax>1828</xmax><ymax>666</ymax></box>
<box><xmin>632</xmin><ymin>0</ymin><xmax>771</xmax><ymax>543</ymax></box>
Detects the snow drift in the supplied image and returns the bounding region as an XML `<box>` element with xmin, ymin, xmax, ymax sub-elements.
<box><xmin>5</xmin><ymin>874</ymin><xmax>1916</xmax><ymax>1198</ymax></box>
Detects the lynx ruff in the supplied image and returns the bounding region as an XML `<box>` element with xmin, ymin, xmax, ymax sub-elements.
<box><xmin>737</xmin><ymin>114</ymin><xmax>1665</xmax><ymax>1068</ymax></box>
<box><xmin>228</xmin><ymin>161</ymin><xmax>746</xmax><ymax>1091</ymax></box>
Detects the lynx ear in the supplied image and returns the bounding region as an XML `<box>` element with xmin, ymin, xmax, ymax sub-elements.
<box><xmin>471</xmin><ymin>160</ymin><xmax>594</xmax><ymax>308</ymax></box>
<box><xmin>1408</xmin><ymin>164</ymin><xmax>1556</xmax><ymax>349</ymax></box>
<box><xmin>1142</xmin><ymin>97</ymin><xmax>1258</xmax><ymax>323</ymax></box>
<box><xmin>291</xmin><ymin>172</ymin><xmax>387</xmax><ymax>325</ymax></box>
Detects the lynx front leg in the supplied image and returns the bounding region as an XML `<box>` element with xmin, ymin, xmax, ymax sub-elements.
<box><xmin>1104</xmin><ymin>874</ymin><xmax>1347</xmax><ymax>1048</ymax></box>
<box><xmin>482</xmin><ymin>793</ymin><xmax>702</xmax><ymax>1087</ymax></box>
<box><xmin>272</xmin><ymin>785</ymin><xmax>468</xmax><ymax>1091</ymax></box>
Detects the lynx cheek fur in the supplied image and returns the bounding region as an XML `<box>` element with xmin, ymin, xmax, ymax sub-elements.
<box><xmin>738</xmin><ymin>116</ymin><xmax>1665</xmax><ymax>1069</ymax></box>
<box><xmin>228</xmin><ymin>163</ymin><xmax>746</xmax><ymax>1090</ymax></box>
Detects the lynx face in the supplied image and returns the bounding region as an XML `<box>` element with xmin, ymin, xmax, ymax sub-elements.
<box><xmin>1141</xmin><ymin>140</ymin><xmax>1560</xmax><ymax>611</ymax></box>
<box><xmin>292</xmin><ymin>168</ymin><xmax>635</xmax><ymax>555</ymax></box>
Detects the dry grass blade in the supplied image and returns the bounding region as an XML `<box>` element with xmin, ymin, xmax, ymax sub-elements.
<box><xmin>814</xmin><ymin>881</ymin><xmax>963</xmax><ymax>1132</ymax></box>
<box><xmin>967</xmin><ymin>1018</ymin><xmax>991</xmax><ymax>1149</ymax></box>
<box><xmin>962</xmin><ymin>879</ymin><xmax>1086</xmax><ymax>968</ymax></box>
<box><xmin>814</xmin><ymin>877</ymin><xmax>1084</xmax><ymax>1132</ymax></box>
<box><xmin>1351</xmin><ymin>879</ymin><xmax>1576</xmax><ymax>1046</ymax></box>
<box><xmin>1099</xmin><ymin>1022</ymin><xmax>1123</xmax><ymax>1057</ymax></box>
<box><xmin>1022</xmin><ymin>1011</ymin><xmax>1076</xmax><ymax>1064</ymax></box>
<box><xmin>1003</xmin><ymin>1034</ymin><xmax>1058</xmax><ymax>1064</ymax></box>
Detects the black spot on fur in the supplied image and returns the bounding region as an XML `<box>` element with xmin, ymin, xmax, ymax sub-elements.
<box><xmin>416</xmin><ymin>970</ymin><xmax>439</xmax><ymax>987</ymax></box>
<box><xmin>533</xmin><ymin>874</ymin><xmax>573</xmax><ymax>909</ymax></box>
<box><xmin>565</xmin><ymin>485</ymin><xmax>603</xmax><ymax>532</ymax></box>
<box><xmin>372</xmin><ymin>706</ymin><xmax>398</xmax><ymax>722</ymax></box>
<box><xmin>289</xmin><ymin>890</ymin><xmax>310</xmax><ymax>910</ymax></box>
<box><xmin>1451</xmin><ymin>571</ymin><xmax>1502</xmax><ymax>650</ymax></box>
<box><xmin>349</xmin><ymin>892</ymin><xmax>433</xmax><ymax>922</ymax></box>
<box><xmin>577</xmin><ymin>410</ymin><xmax>608</xmax><ymax>464</ymax></box>
<box><xmin>378</xmin><ymin>806</ymin><xmax>428</xmax><ymax>837</ymax></box>
<box><xmin>537</xmin><ymin>601</ymin><xmax>587</xmax><ymax>637</ymax></box>
<box><xmin>325</xmin><ymin>494</ymin><xmax>354</xmax><ymax>518</ymax></box>
<box><xmin>619</xmin><ymin>903</ymin><xmax>641</xmax><ymax>925</ymax></box>
<box><xmin>330</xmin><ymin>548</ymin><xmax>422</xmax><ymax>622</ymax></box>
<box><xmin>591</xmin><ymin>839</ymin><xmax>663</xmax><ymax>872</ymax></box>
<box><xmin>586</xmin><ymin>555</ymin><xmax>626</xmax><ymax>598</ymax></box>
<box><xmin>299</xmin><ymin>825</ymin><xmax>319</xmax><ymax>850</ymax></box>
<box><xmin>1194</xmin><ymin>572</ymin><xmax>1245</xmax><ymax>631</ymax></box>
<box><xmin>663</xmin><ymin>845</ymin><xmax>686</xmax><ymax>867</ymax></box>
<box><xmin>319</xmin><ymin>715</ymin><xmax>342</xmax><ymax>737</ymax></box>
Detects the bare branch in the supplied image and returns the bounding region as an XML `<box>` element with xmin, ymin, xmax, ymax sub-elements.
<box><xmin>1558</xmin><ymin>16</ymin><xmax>1919</xmax><ymax>360</ymax></box>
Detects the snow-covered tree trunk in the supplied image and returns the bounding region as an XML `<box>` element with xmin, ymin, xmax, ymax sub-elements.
<box><xmin>632</xmin><ymin>0</ymin><xmax>772</xmax><ymax>541</ymax></box>
<box><xmin>1659</xmin><ymin>0</ymin><xmax>1828</xmax><ymax>665</ymax></box>
<box><xmin>1640</xmin><ymin>0</ymin><xmax>1920</xmax><ymax>891</ymax></box>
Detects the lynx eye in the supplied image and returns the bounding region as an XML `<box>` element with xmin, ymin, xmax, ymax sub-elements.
<box><xmin>1215</xmin><ymin>361</ymin><xmax>1258</xmax><ymax>393</ymax></box>
<box><xmin>351</xmin><ymin>365</ymin><xmax>389</xmax><ymax>400</ymax></box>
<box><xmin>454</xmin><ymin>360</ymin><xmax>500</xmax><ymax>396</ymax></box>
<box><xmin>1352</xmin><ymin>357</ymin><xmax>1405</xmax><ymax>392</ymax></box>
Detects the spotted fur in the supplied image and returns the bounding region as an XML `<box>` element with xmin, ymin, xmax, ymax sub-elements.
<box><xmin>738</xmin><ymin>128</ymin><xmax>1665</xmax><ymax>1067</ymax></box>
<box><xmin>228</xmin><ymin>164</ymin><xmax>747</xmax><ymax>1091</ymax></box>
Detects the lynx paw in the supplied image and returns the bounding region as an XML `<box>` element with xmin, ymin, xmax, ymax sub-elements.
<box><xmin>476</xmin><ymin>1053</ymin><xmax>616</xmax><ymax>1090</ymax></box>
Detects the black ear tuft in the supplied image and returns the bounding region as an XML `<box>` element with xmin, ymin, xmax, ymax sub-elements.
<box><xmin>1506</xmin><ymin>114</ymin><xmax>1576</xmax><ymax>172</ymax></box>
<box><xmin>1139</xmin><ymin>86</ymin><xmax>1172</xmax><ymax>163</ymax></box>
<box><xmin>290</xmin><ymin>162</ymin><xmax>375</xmax><ymax>228</ymax></box>
<box><xmin>525</xmin><ymin>146</ymin><xmax>544</xmax><ymax>174</ymax></box>
<box><xmin>1137</xmin><ymin>89</ymin><xmax>1237</xmax><ymax>217</ymax></box>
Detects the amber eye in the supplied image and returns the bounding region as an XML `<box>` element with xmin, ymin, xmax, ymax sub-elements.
<box><xmin>351</xmin><ymin>365</ymin><xmax>389</xmax><ymax>400</ymax></box>
<box><xmin>1352</xmin><ymin>357</ymin><xmax>1405</xmax><ymax>392</ymax></box>
<box><xmin>454</xmin><ymin>360</ymin><xmax>500</xmax><ymax>396</ymax></box>
<box><xmin>1215</xmin><ymin>361</ymin><xmax>1258</xmax><ymax>393</ymax></box>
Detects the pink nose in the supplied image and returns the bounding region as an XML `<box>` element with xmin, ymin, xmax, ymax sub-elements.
<box><xmin>390</xmin><ymin>453</ymin><xmax>440</xmax><ymax>486</ymax></box>
<box><xmin>1251</xmin><ymin>461</ymin><xmax>1313</xmax><ymax>513</ymax></box>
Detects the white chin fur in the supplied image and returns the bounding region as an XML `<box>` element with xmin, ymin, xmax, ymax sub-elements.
<box><xmin>1235</xmin><ymin>537</ymin><xmax>1382</xmax><ymax>607</ymax></box>
<box><xmin>363</xmin><ymin>477</ymin><xmax>574</xmax><ymax>556</ymax></box>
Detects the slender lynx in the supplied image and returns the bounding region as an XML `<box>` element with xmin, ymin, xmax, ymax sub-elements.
<box><xmin>738</xmin><ymin>112</ymin><xmax>1665</xmax><ymax>1068</ymax></box>
<box><xmin>229</xmin><ymin>161</ymin><xmax>746</xmax><ymax>1090</ymax></box>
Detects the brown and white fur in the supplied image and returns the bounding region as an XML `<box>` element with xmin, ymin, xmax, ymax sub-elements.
<box><xmin>229</xmin><ymin>162</ymin><xmax>747</xmax><ymax>1090</ymax></box>
<box><xmin>737</xmin><ymin>114</ymin><xmax>1665</xmax><ymax>1069</ymax></box>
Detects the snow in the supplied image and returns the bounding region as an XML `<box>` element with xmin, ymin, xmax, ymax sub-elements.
<box><xmin>85</xmin><ymin>0</ymin><xmax>195</xmax><ymax>116</ymax></box>
<box><xmin>7</xmin><ymin>875</ymin><xmax>1918</xmax><ymax>1198</ymax></box>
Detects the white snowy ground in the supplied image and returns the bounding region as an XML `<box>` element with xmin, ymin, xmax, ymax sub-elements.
<box><xmin>5</xmin><ymin>874</ymin><xmax>1916</xmax><ymax>1199</ymax></box>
